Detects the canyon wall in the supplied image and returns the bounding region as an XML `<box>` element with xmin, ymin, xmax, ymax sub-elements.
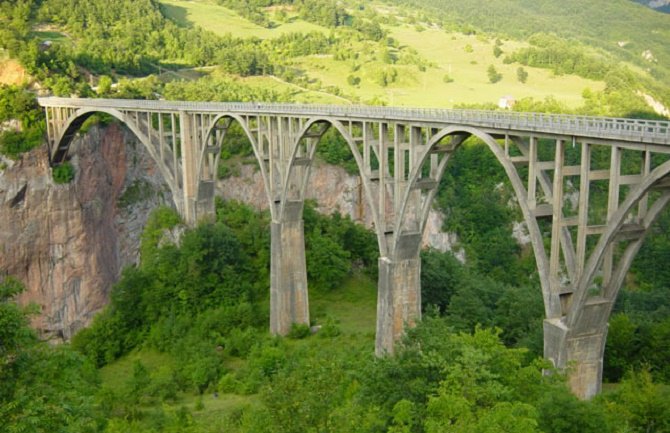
<box><xmin>0</xmin><ymin>125</ymin><xmax>169</xmax><ymax>340</ymax></box>
<box><xmin>217</xmin><ymin>162</ymin><xmax>464</xmax><ymax>259</ymax></box>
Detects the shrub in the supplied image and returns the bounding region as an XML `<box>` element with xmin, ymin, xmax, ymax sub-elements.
<box><xmin>287</xmin><ymin>323</ymin><xmax>311</xmax><ymax>339</ymax></box>
<box><xmin>52</xmin><ymin>162</ymin><xmax>75</xmax><ymax>184</ymax></box>
<box><xmin>487</xmin><ymin>65</ymin><xmax>502</xmax><ymax>83</ymax></box>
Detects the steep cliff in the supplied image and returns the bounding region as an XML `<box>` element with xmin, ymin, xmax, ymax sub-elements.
<box><xmin>0</xmin><ymin>124</ymin><xmax>169</xmax><ymax>340</ymax></box>
<box><xmin>218</xmin><ymin>161</ymin><xmax>464</xmax><ymax>257</ymax></box>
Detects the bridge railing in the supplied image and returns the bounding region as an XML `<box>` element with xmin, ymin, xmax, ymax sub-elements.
<box><xmin>37</xmin><ymin>97</ymin><xmax>670</xmax><ymax>145</ymax></box>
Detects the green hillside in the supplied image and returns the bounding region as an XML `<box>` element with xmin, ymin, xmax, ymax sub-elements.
<box><xmin>159</xmin><ymin>0</ymin><xmax>329</xmax><ymax>38</ymax></box>
<box><xmin>386</xmin><ymin>0</ymin><xmax>670</xmax><ymax>103</ymax></box>
<box><xmin>155</xmin><ymin>0</ymin><xmax>606</xmax><ymax>108</ymax></box>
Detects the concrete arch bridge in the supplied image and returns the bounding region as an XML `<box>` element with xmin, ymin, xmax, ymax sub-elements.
<box><xmin>38</xmin><ymin>97</ymin><xmax>670</xmax><ymax>399</ymax></box>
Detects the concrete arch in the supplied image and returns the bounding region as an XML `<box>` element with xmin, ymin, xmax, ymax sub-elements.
<box><xmin>281</xmin><ymin>117</ymin><xmax>385</xmax><ymax>253</ymax></box>
<box><xmin>397</xmin><ymin>126</ymin><xmax>555</xmax><ymax>317</ymax></box>
<box><xmin>604</xmin><ymin>191</ymin><xmax>670</xmax><ymax>303</ymax></box>
<box><xmin>52</xmin><ymin>107</ymin><xmax>179</xmax><ymax>208</ymax></box>
<box><xmin>201</xmin><ymin>113</ymin><xmax>273</xmax><ymax>213</ymax></box>
<box><xmin>569</xmin><ymin>159</ymin><xmax>670</xmax><ymax>328</ymax></box>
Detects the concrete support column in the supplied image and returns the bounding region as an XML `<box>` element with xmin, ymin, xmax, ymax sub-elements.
<box><xmin>375</xmin><ymin>256</ymin><xmax>422</xmax><ymax>356</ymax></box>
<box><xmin>195</xmin><ymin>181</ymin><xmax>216</xmax><ymax>223</ymax></box>
<box><xmin>180</xmin><ymin>112</ymin><xmax>198</xmax><ymax>225</ymax></box>
<box><xmin>544</xmin><ymin>318</ymin><xmax>608</xmax><ymax>399</ymax></box>
<box><xmin>270</xmin><ymin>218</ymin><xmax>309</xmax><ymax>335</ymax></box>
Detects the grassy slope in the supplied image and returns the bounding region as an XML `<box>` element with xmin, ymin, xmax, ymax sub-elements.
<box><xmin>99</xmin><ymin>272</ymin><xmax>377</xmax><ymax>426</ymax></box>
<box><xmin>157</xmin><ymin>0</ymin><xmax>606</xmax><ymax>108</ymax></box>
<box><xmin>387</xmin><ymin>0</ymin><xmax>670</xmax><ymax>101</ymax></box>
<box><xmin>158</xmin><ymin>0</ymin><xmax>328</xmax><ymax>39</ymax></box>
<box><xmin>302</xmin><ymin>26</ymin><xmax>604</xmax><ymax>107</ymax></box>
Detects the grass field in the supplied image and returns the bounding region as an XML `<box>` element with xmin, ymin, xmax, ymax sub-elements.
<box><xmin>156</xmin><ymin>0</ymin><xmax>606</xmax><ymax>108</ymax></box>
<box><xmin>300</xmin><ymin>25</ymin><xmax>606</xmax><ymax>108</ymax></box>
<box><xmin>158</xmin><ymin>0</ymin><xmax>328</xmax><ymax>39</ymax></box>
<box><xmin>310</xmin><ymin>272</ymin><xmax>378</xmax><ymax>335</ymax></box>
<box><xmin>241</xmin><ymin>75</ymin><xmax>349</xmax><ymax>104</ymax></box>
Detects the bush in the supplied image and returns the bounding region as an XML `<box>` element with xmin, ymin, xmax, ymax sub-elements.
<box><xmin>287</xmin><ymin>323</ymin><xmax>311</xmax><ymax>339</ymax></box>
<box><xmin>52</xmin><ymin>162</ymin><xmax>75</xmax><ymax>184</ymax></box>
<box><xmin>487</xmin><ymin>64</ymin><xmax>503</xmax><ymax>83</ymax></box>
<box><xmin>0</xmin><ymin>128</ymin><xmax>43</xmax><ymax>160</ymax></box>
<box><xmin>517</xmin><ymin>66</ymin><xmax>529</xmax><ymax>83</ymax></box>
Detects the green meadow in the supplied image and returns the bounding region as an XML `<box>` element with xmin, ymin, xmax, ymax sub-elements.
<box><xmin>157</xmin><ymin>0</ymin><xmax>606</xmax><ymax>108</ymax></box>
<box><xmin>158</xmin><ymin>0</ymin><xmax>328</xmax><ymax>39</ymax></box>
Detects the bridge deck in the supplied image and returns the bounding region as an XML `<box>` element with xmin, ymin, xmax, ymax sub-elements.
<box><xmin>38</xmin><ymin>97</ymin><xmax>670</xmax><ymax>145</ymax></box>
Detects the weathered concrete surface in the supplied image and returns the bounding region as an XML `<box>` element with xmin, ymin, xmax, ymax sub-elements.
<box><xmin>375</xmin><ymin>257</ymin><xmax>421</xmax><ymax>356</ymax></box>
<box><xmin>270</xmin><ymin>219</ymin><xmax>309</xmax><ymax>335</ymax></box>
<box><xmin>544</xmin><ymin>318</ymin><xmax>608</xmax><ymax>399</ymax></box>
<box><xmin>0</xmin><ymin>125</ymin><xmax>168</xmax><ymax>340</ymax></box>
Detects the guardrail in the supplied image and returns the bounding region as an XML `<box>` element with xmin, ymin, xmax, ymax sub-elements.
<box><xmin>38</xmin><ymin>97</ymin><xmax>670</xmax><ymax>145</ymax></box>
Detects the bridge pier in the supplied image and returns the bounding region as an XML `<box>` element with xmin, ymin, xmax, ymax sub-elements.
<box><xmin>270</xmin><ymin>214</ymin><xmax>310</xmax><ymax>335</ymax></box>
<box><xmin>544</xmin><ymin>316</ymin><xmax>609</xmax><ymax>399</ymax></box>
<box><xmin>375</xmin><ymin>255</ymin><xmax>422</xmax><ymax>356</ymax></box>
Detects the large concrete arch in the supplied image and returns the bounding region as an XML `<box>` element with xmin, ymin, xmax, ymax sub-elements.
<box><xmin>281</xmin><ymin>117</ymin><xmax>383</xmax><ymax>250</ymax></box>
<box><xmin>50</xmin><ymin>107</ymin><xmax>180</xmax><ymax>210</ymax></box>
<box><xmin>571</xmin><ymin>159</ymin><xmax>670</xmax><ymax>323</ymax></box>
<box><xmin>397</xmin><ymin>126</ymin><xmax>554</xmax><ymax>316</ymax></box>
<box><xmin>200</xmin><ymin>113</ymin><xmax>274</xmax><ymax>218</ymax></box>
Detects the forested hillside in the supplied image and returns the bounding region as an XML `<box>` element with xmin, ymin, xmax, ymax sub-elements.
<box><xmin>1</xmin><ymin>0</ymin><xmax>670</xmax><ymax>431</ymax></box>
<box><xmin>387</xmin><ymin>0</ymin><xmax>670</xmax><ymax>87</ymax></box>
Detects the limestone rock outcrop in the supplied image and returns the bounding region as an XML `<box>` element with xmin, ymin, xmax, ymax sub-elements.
<box><xmin>218</xmin><ymin>161</ymin><xmax>464</xmax><ymax>256</ymax></box>
<box><xmin>0</xmin><ymin>125</ymin><xmax>169</xmax><ymax>340</ymax></box>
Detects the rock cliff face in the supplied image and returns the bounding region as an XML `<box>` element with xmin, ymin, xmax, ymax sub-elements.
<box><xmin>218</xmin><ymin>161</ymin><xmax>464</xmax><ymax>257</ymax></box>
<box><xmin>0</xmin><ymin>125</ymin><xmax>169</xmax><ymax>340</ymax></box>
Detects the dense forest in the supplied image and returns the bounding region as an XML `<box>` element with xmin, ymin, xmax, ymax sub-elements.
<box><xmin>1</xmin><ymin>0</ymin><xmax>670</xmax><ymax>431</ymax></box>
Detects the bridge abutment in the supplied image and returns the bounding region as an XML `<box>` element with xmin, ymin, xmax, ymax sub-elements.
<box><xmin>270</xmin><ymin>217</ymin><xmax>310</xmax><ymax>335</ymax></box>
<box><xmin>544</xmin><ymin>318</ymin><xmax>608</xmax><ymax>399</ymax></box>
<box><xmin>375</xmin><ymin>256</ymin><xmax>422</xmax><ymax>356</ymax></box>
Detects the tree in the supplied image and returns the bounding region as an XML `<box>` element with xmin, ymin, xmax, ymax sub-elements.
<box><xmin>97</xmin><ymin>75</ymin><xmax>113</xmax><ymax>95</ymax></box>
<box><xmin>0</xmin><ymin>278</ymin><xmax>100</xmax><ymax>432</ymax></box>
<box><xmin>493</xmin><ymin>45</ymin><xmax>503</xmax><ymax>58</ymax></box>
<box><xmin>606</xmin><ymin>369</ymin><xmax>670</xmax><ymax>433</ymax></box>
<box><xmin>420</xmin><ymin>249</ymin><xmax>463</xmax><ymax>313</ymax></box>
<box><xmin>487</xmin><ymin>64</ymin><xmax>502</xmax><ymax>83</ymax></box>
<box><xmin>517</xmin><ymin>66</ymin><xmax>529</xmax><ymax>83</ymax></box>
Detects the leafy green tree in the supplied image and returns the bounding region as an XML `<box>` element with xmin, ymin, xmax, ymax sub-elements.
<box><xmin>420</xmin><ymin>249</ymin><xmax>463</xmax><ymax>313</ymax></box>
<box><xmin>605</xmin><ymin>369</ymin><xmax>670</xmax><ymax>433</ymax></box>
<box><xmin>97</xmin><ymin>75</ymin><xmax>113</xmax><ymax>96</ymax></box>
<box><xmin>52</xmin><ymin>161</ymin><xmax>75</xmax><ymax>183</ymax></box>
<box><xmin>487</xmin><ymin>64</ymin><xmax>502</xmax><ymax>83</ymax></box>
<box><xmin>0</xmin><ymin>278</ymin><xmax>100</xmax><ymax>433</ymax></box>
<box><xmin>536</xmin><ymin>385</ymin><xmax>611</xmax><ymax>433</ymax></box>
<box><xmin>517</xmin><ymin>66</ymin><xmax>528</xmax><ymax>83</ymax></box>
<box><xmin>604</xmin><ymin>313</ymin><xmax>640</xmax><ymax>382</ymax></box>
<box><xmin>347</xmin><ymin>74</ymin><xmax>361</xmax><ymax>86</ymax></box>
